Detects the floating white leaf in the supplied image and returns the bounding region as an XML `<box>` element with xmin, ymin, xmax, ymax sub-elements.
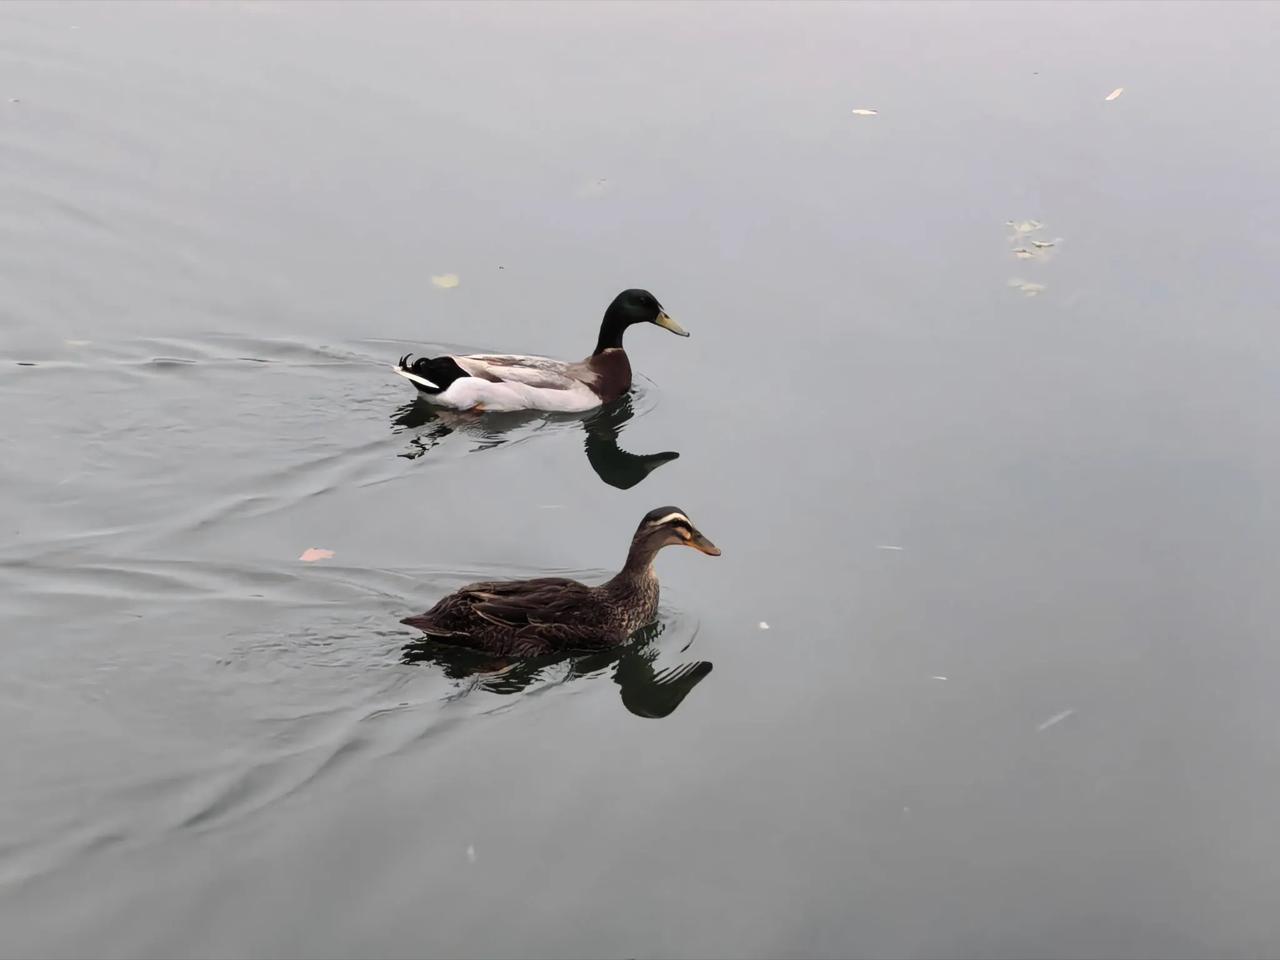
<box><xmin>1008</xmin><ymin>279</ymin><xmax>1046</xmax><ymax>297</ymax></box>
<box><xmin>1105</xmin><ymin>87</ymin><xmax>1124</xmax><ymax>102</ymax></box>
<box><xmin>1037</xmin><ymin>708</ymin><xmax>1075</xmax><ymax>732</ymax></box>
<box><xmin>576</xmin><ymin>177</ymin><xmax>610</xmax><ymax>199</ymax></box>
<box><xmin>1005</xmin><ymin>219</ymin><xmax>1044</xmax><ymax>235</ymax></box>
<box><xmin>851</xmin><ymin>108</ymin><xmax>879</xmax><ymax>116</ymax></box>
<box><xmin>431</xmin><ymin>274</ymin><xmax>460</xmax><ymax>289</ymax></box>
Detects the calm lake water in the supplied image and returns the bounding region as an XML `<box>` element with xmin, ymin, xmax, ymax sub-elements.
<box><xmin>4</xmin><ymin>2</ymin><xmax>1280</xmax><ymax>957</ymax></box>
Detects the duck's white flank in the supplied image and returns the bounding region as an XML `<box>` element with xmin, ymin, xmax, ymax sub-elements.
<box><xmin>393</xmin><ymin>359</ymin><xmax>601</xmax><ymax>413</ymax></box>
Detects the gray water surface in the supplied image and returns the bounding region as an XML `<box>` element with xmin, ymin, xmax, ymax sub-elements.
<box><xmin>4</xmin><ymin>2</ymin><xmax>1280</xmax><ymax>957</ymax></box>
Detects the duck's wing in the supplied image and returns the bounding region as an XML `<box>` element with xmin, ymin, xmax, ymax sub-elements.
<box><xmin>461</xmin><ymin>577</ymin><xmax>614</xmax><ymax>649</ymax></box>
<box><xmin>463</xmin><ymin>577</ymin><xmax>592</xmax><ymax>625</ymax></box>
<box><xmin>455</xmin><ymin>354</ymin><xmax>590</xmax><ymax>391</ymax></box>
<box><xmin>402</xmin><ymin>577</ymin><xmax>576</xmax><ymax>631</ymax></box>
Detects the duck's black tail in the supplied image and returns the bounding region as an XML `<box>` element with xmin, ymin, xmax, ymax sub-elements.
<box><xmin>394</xmin><ymin>354</ymin><xmax>468</xmax><ymax>394</ymax></box>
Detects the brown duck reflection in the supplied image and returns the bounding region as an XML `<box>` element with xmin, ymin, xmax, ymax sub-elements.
<box><xmin>391</xmin><ymin>394</ymin><xmax>678</xmax><ymax>490</ymax></box>
<box><xmin>401</xmin><ymin>623</ymin><xmax>712</xmax><ymax>720</ymax></box>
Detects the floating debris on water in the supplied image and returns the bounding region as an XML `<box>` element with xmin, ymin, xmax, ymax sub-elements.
<box><xmin>758</xmin><ymin>621</ymin><xmax>770</xmax><ymax>630</ymax></box>
<box><xmin>1008</xmin><ymin>278</ymin><xmax>1046</xmax><ymax>297</ymax></box>
<box><xmin>576</xmin><ymin>177</ymin><xmax>610</xmax><ymax>199</ymax></box>
<box><xmin>932</xmin><ymin>676</ymin><xmax>948</xmax><ymax>681</ymax></box>
<box><xmin>1006</xmin><ymin>221</ymin><xmax>1061</xmax><ymax>268</ymax></box>
<box><xmin>1105</xmin><ymin>87</ymin><xmax>1125</xmax><ymax>102</ymax></box>
<box><xmin>1005</xmin><ymin>219</ymin><xmax>1043</xmax><ymax>235</ymax></box>
<box><xmin>875</xmin><ymin>544</ymin><xmax>904</xmax><ymax>551</ymax></box>
<box><xmin>64</xmin><ymin>340</ymin><xmax>91</xmax><ymax>347</ymax></box>
<box><xmin>466</xmin><ymin>844</ymin><xmax>477</xmax><ymax>863</ymax></box>
<box><xmin>1037</xmin><ymin>708</ymin><xmax>1075</xmax><ymax>732</ymax></box>
<box><xmin>851</xmin><ymin>108</ymin><xmax>879</xmax><ymax>116</ymax></box>
<box><xmin>431</xmin><ymin>273</ymin><xmax>460</xmax><ymax>289</ymax></box>
<box><xmin>299</xmin><ymin>548</ymin><xmax>335</xmax><ymax>562</ymax></box>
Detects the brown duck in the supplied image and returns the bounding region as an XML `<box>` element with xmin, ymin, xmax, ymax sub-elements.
<box><xmin>401</xmin><ymin>507</ymin><xmax>720</xmax><ymax>656</ymax></box>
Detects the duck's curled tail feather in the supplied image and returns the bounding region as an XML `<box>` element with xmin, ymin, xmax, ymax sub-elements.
<box><xmin>393</xmin><ymin>354</ymin><xmax>469</xmax><ymax>394</ymax></box>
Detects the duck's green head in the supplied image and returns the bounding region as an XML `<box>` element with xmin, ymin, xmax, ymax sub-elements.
<box><xmin>594</xmin><ymin>289</ymin><xmax>688</xmax><ymax>355</ymax></box>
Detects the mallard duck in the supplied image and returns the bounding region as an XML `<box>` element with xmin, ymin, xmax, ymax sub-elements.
<box><xmin>393</xmin><ymin>289</ymin><xmax>687</xmax><ymax>413</ymax></box>
<box><xmin>401</xmin><ymin>506</ymin><xmax>720</xmax><ymax>656</ymax></box>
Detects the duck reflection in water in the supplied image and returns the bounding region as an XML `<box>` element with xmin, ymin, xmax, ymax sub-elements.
<box><xmin>401</xmin><ymin>623</ymin><xmax>712</xmax><ymax>719</ymax></box>
<box><xmin>390</xmin><ymin>393</ymin><xmax>678</xmax><ymax>490</ymax></box>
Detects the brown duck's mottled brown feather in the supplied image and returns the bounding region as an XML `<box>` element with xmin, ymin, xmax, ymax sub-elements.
<box><xmin>401</xmin><ymin>505</ymin><xmax>717</xmax><ymax>658</ymax></box>
<box><xmin>400</xmin><ymin>576</ymin><xmax>647</xmax><ymax>657</ymax></box>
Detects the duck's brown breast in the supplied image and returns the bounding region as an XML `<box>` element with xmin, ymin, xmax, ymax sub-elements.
<box><xmin>604</xmin><ymin>571</ymin><xmax>660</xmax><ymax>636</ymax></box>
<box><xmin>584</xmin><ymin>349</ymin><xmax>632</xmax><ymax>403</ymax></box>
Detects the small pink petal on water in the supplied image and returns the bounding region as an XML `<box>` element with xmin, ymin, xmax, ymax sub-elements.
<box><xmin>299</xmin><ymin>548</ymin><xmax>335</xmax><ymax>562</ymax></box>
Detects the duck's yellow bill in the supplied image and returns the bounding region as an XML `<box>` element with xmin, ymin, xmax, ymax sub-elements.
<box><xmin>654</xmin><ymin>311</ymin><xmax>689</xmax><ymax>337</ymax></box>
